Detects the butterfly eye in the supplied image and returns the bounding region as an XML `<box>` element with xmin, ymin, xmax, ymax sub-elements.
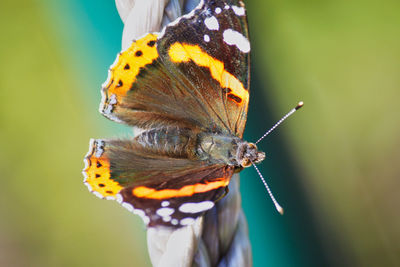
<box><xmin>241</xmin><ymin>158</ymin><xmax>251</xmax><ymax>167</ymax></box>
<box><xmin>247</xmin><ymin>142</ymin><xmax>257</xmax><ymax>149</ymax></box>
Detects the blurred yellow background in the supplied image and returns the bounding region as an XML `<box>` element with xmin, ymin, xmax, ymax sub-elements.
<box><xmin>0</xmin><ymin>0</ymin><xmax>399</xmax><ymax>266</ymax></box>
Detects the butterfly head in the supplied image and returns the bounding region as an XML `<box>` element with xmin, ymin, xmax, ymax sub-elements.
<box><xmin>237</xmin><ymin>142</ymin><xmax>265</xmax><ymax>168</ymax></box>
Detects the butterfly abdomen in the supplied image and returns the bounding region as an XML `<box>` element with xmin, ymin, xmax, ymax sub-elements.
<box><xmin>135</xmin><ymin>127</ymin><xmax>198</xmax><ymax>159</ymax></box>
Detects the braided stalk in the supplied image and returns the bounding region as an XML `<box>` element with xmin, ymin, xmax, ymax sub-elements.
<box><xmin>114</xmin><ymin>1</ymin><xmax>252</xmax><ymax>266</ymax></box>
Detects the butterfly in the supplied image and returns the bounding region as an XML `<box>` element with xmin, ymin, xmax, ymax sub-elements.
<box><xmin>83</xmin><ymin>0</ymin><xmax>265</xmax><ymax>227</ymax></box>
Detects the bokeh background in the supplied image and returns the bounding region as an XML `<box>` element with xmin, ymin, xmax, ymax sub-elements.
<box><xmin>1</xmin><ymin>0</ymin><xmax>399</xmax><ymax>266</ymax></box>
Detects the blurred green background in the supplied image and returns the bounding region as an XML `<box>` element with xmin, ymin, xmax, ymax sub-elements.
<box><xmin>1</xmin><ymin>0</ymin><xmax>399</xmax><ymax>266</ymax></box>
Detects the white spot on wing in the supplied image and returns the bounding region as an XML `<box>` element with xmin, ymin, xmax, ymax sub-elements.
<box><xmin>179</xmin><ymin>201</ymin><xmax>215</xmax><ymax>213</ymax></box>
<box><xmin>95</xmin><ymin>140</ymin><xmax>105</xmax><ymax>158</ymax></box>
<box><xmin>215</xmin><ymin>7</ymin><xmax>222</xmax><ymax>14</ymax></box>
<box><xmin>84</xmin><ymin>182</ymin><xmax>92</xmax><ymax>191</ymax></box>
<box><xmin>109</xmin><ymin>94</ymin><xmax>117</xmax><ymax>104</ymax></box>
<box><xmin>162</xmin><ymin>216</ymin><xmax>171</xmax><ymax>222</ymax></box>
<box><xmin>83</xmin><ymin>157</ymin><xmax>90</xmax><ymax>171</ymax></box>
<box><xmin>134</xmin><ymin>209</ymin><xmax>150</xmax><ymax>225</ymax></box>
<box><xmin>224</xmin><ymin>5</ymin><xmax>230</xmax><ymax>9</ymax></box>
<box><xmin>93</xmin><ymin>191</ymin><xmax>104</xmax><ymax>199</ymax></box>
<box><xmin>171</xmin><ymin>219</ymin><xmax>178</xmax><ymax>225</ymax></box>
<box><xmin>156</xmin><ymin>207</ymin><xmax>175</xmax><ymax>217</ymax></box>
<box><xmin>85</xmin><ymin>140</ymin><xmax>97</xmax><ymax>165</ymax></box>
<box><xmin>223</xmin><ymin>29</ymin><xmax>250</xmax><ymax>53</ymax></box>
<box><xmin>232</xmin><ymin>5</ymin><xmax>245</xmax><ymax>16</ymax></box>
<box><xmin>116</xmin><ymin>194</ymin><xmax>123</xmax><ymax>203</ymax></box>
<box><xmin>104</xmin><ymin>104</ymin><xmax>113</xmax><ymax>115</ymax></box>
<box><xmin>204</xmin><ymin>34</ymin><xmax>210</xmax><ymax>42</ymax></box>
<box><xmin>134</xmin><ymin>209</ymin><xmax>145</xmax><ymax>218</ymax></box>
<box><xmin>99</xmin><ymin>99</ymin><xmax>106</xmax><ymax>114</ymax></box>
<box><xmin>159</xmin><ymin>0</ymin><xmax>205</xmax><ymax>38</ymax></box>
<box><xmin>161</xmin><ymin>201</ymin><xmax>170</xmax><ymax>207</ymax></box>
<box><xmin>122</xmin><ymin>202</ymin><xmax>134</xmax><ymax>212</ymax></box>
<box><xmin>180</xmin><ymin>217</ymin><xmax>195</xmax><ymax>226</ymax></box>
<box><xmin>204</xmin><ymin>16</ymin><xmax>219</xmax><ymax>30</ymax></box>
<box><xmin>101</xmin><ymin>94</ymin><xmax>117</xmax><ymax>115</ymax></box>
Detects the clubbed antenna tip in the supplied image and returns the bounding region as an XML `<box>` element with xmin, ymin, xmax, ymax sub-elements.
<box><xmin>255</xmin><ymin>101</ymin><xmax>304</xmax><ymax>145</ymax></box>
<box><xmin>295</xmin><ymin>101</ymin><xmax>304</xmax><ymax>110</ymax></box>
<box><xmin>276</xmin><ymin>204</ymin><xmax>284</xmax><ymax>215</ymax></box>
<box><xmin>252</xmin><ymin>162</ymin><xmax>284</xmax><ymax>215</ymax></box>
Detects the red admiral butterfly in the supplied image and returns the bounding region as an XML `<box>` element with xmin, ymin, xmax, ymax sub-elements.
<box><xmin>83</xmin><ymin>0</ymin><xmax>288</xmax><ymax>227</ymax></box>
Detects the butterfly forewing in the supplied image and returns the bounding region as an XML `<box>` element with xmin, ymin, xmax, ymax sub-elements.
<box><xmin>158</xmin><ymin>0</ymin><xmax>250</xmax><ymax>136</ymax></box>
<box><xmin>101</xmin><ymin>0</ymin><xmax>250</xmax><ymax>136</ymax></box>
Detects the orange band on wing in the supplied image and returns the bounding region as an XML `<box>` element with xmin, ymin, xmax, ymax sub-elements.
<box><xmin>132</xmin><ymin>178</ymin><xmax>229</xmax><ymax>199</ymax></box>
<box><xmin>168</xmin><ymin>43</ymin><xmax>249</xmax><ymax>104</ymax></box>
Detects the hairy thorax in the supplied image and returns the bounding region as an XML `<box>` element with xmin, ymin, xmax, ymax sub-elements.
<box><xmin>134</xmin><ymin>127</ymin><xmax>265</xmax><ymax>168</ymax></box>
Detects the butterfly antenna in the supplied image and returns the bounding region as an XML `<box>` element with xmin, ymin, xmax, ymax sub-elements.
<box><xmin>255</xmin><ymin>101</ymin><xmax>304</xmax><ymax>145</ymax></box>
<box><xmin>252</xmin><ymin>161</ymin><xmax>284</xmax><ymax>215</ymax></box>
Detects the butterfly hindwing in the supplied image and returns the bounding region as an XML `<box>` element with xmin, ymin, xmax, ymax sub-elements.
<box><xmin>100</xmin><ymin>0</ymin><xmax>250</xmax><ymax>136</ymax></box>
<box><xmin>83</xmin><ymin>139</ymin><xmax>235</xmax><ymax>227</ymax></box>
<box><xmin>120</xmin><ymin>166</ymin><xmax>233</xmax><ymax>227</ymax></box>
